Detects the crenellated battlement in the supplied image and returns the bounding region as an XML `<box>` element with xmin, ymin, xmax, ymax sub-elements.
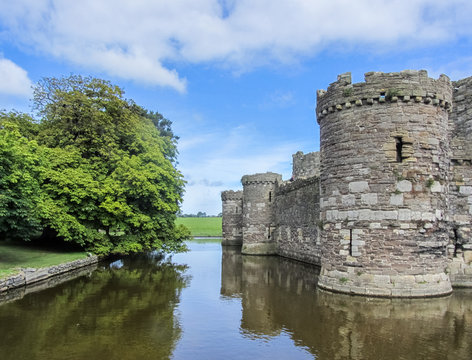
<box><xmin>241</xmin><ymin>172</ymin><xmax>282</xmax><ymax>185</ymax></box>
<box><xmin>316</xmin><ymin>70</ymin><xmax>452</xmax><ymax>123</ymax></box>
<box><xmin>221</xmin><ymin>190</ymin><xmax>243</xmax><ymax>201</ymax></box>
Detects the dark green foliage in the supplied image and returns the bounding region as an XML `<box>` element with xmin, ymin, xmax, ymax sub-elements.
<box><xmin>0</xmin><ymin>75</ymin><xmax>190</xmax><ymax>254</ymax></box>
<box><xmin>0</xmin><ymin>116</ymin><xmax>43</xmax><ymax>240</ymax></box>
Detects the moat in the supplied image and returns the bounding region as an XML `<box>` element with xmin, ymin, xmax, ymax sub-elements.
<box><xmin>1</xmin><ymin>240</ymin><xmax>471</xmax><ymax>359</ymax></box>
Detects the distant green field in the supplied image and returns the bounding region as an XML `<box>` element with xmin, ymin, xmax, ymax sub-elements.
<box><xmin>0</xmin><ymin>242</ymin><xmax>88</xmax><ymax>279</ymax></box>
<box><xmin>176</xmin><ymin>217</ymin><xmax>222</xmax><ymax>237</ymax></box>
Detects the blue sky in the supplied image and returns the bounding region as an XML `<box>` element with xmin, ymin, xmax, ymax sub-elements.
<box><xmin>0</xmin><ymin>1</ymin><xmax>471</xmax><ymax>215</ymax></box>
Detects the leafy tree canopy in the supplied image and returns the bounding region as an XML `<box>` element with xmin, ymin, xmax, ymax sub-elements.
<box><xmin>0</xmin><ymin>75</ymin><xmax>189</xmax><ymax>254</ymax></box>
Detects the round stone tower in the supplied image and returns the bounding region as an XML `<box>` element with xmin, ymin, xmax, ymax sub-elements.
<box><xmin>316</xmin><ymin>70</ymin><xmax>453</xmax><ymax>297</ymax></box>
<box><xmin>241</xmin><ymin>172</ymin><xmax>281</xmax><ymax>255</ymax></box>
<box><xmin>221</xmin><ymin>190</ymin><xmax>243</xmax><ymax>246</ymax></box>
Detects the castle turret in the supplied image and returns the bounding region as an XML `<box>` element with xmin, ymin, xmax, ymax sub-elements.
<box><xmin>241</xmin><ymin>172</ymin><xmax>281</xmax><ymax>255</ymax></box>
<box><xmin>316</xmin><ymin>70</ymin><xmax>453</xmax><ymax>297</ymax></box>
<box><xmin>221</xmin><ymin>190</ymin><xmax>243</xmax><ymax>246</ymax></box>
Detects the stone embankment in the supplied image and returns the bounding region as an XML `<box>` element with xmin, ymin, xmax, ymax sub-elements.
<box><xmin>0</xmin><ymin>255</ymin><xmax>99</xmax><ymax>294</ymax></box>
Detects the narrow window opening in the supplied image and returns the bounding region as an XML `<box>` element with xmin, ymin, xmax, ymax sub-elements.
<box><xmin>453</xmin><ymin>229</ymin><xmax>462</xmax><ymax>257</ymax></box>
<box><xmin>269</xmin><ymin>191</ymin><xmax>272</xmax><ymax>202</ymax></box>
<box><xmin>349</xmin><ymin>229</ymin><xmax>353</xmax><ymax>256</ymax></box>
<box><xmin>395</xmin><ymin>137</ymin><xmax>403</xmax><ymax>163</ymax></box>
<box><xmin>268</xmin><ymin>226</ymin><xmax>271</xmax><ymax>239</ymax></box>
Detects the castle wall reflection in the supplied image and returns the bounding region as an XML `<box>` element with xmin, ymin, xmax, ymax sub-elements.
<box><xmin>221</xmin><ymin>245</ymin><xmax>472</xmax><ymax>360</ymax></box>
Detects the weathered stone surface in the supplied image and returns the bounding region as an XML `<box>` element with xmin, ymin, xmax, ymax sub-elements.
<box><xmin>221</xmin><ymin>190</ymin><xmax>243</xmax><ymax>246</ymax></box>
<box><xmin>275</xmin><ymin>176</ymin><xmax>321</xmax><ymax>265</ymax></box>
<box><xmin>396</xmin><ymin>180</ymin><xmax>412</xmax><ymax>192</ymax></box>
<box><xmin>349</xmin><ymin>181</ymin><xmax>369</xmax><ymax>193</ymax></box>
<box><xmin>241</xmin><ymin>243</ymin><xmax>277</xmax><ymax>255</ymax></box>
<box><xmin>465</xmin><ymin>251</ymin><xmax>472</xmax><ymax>264</ymax></box>
<box><xmin>292</xmin><ymin>151</ymin><xmax>320</xmax><ymax>180</ymax></box>
<box><xmin>361</xmin><ymin>193</ymin><xmax>378</xmax><ymax>205</ymax></box>
<box><xmin>390</xmin><ymin>194</ymin><xmax>403</xmax><ymax>206</ymax></box>
<box><xmin>240</xmin><ymin>172</ymin><xmax>281</xmax><ymax>255</ymax></box>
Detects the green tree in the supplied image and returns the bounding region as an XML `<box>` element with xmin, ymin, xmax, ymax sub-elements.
<box><xmin>0</xmin><ymin>114</ymin><xmax>43</xmax><ymax>240</ymax></box>
<box><xmin>131</xmin><ymin>106</ymin><xmax>180</xmax><ymax>163</ymax></box>
<box><xmin>0</xmin><ymin>75</ymin><xmax>190</xmax><ymax>254</ymax></box>
<box><xmin>32</xmin><ymin>75</ymin><xmax>190</xmax><ymax>254</ymax></box>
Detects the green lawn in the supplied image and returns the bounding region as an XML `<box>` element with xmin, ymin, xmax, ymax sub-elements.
<box><xmin>0</xmin><ymin>242</ymin><xmax>88</xmax><ymax>279</ymax></box>
<box><xmin>176</xmin><ymin>217</ymin><xmax>222</xmax><ymax>237</ymax></box>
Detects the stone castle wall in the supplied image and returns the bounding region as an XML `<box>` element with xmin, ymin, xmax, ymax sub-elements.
<box><xmin>448</xmin><ymin>76</ymin><xmax>472</xmax><ymax>286</ymax></box>
<box><xmin>274</xmin><ymin>176</ymin><xmax>321</xmax><ymax>265</ymax></box>
<box><xmin>292</xmin><ymin>151</ymin><xmax>320</xmax><ymax>179</ymax></box>
<box><xmin>221</xmin><ymin>69</ymin><xmax>472</xmax><ymax>297</ymax></box>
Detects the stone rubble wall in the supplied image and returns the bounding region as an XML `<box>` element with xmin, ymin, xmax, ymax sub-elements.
<box><xmin>0</xmin><ymin>255</ymin><xmax>99</xmax><ymax>294</ymax></box>
<box><xmin>448</xmin><ymin>76</ymin><xmax>472</xmax><ymax>286</ymax></box>
<box><xmin>292</xmin><ymin>151</ymin><xmax>320</xmax><ymax>180</ymax></box>
<box><xmin>274</xmin><ymin>176</ymin><xmax>321</xmax><ymax>265</ymax></box>
<box><xmin>0</xmin><ymin>263</ymin><xmax>98</xmax><ymax>304</ymax></box>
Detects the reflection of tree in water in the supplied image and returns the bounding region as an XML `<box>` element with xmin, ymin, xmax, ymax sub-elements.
<box><xmin>221</xmin><ymin>249</ymin><xmax>472</xmax><ymax>360</ymax></box>
<box><xmin>0</xmin><ymin>252</ymin><xmax>190</xmax><ymax>360</ymax></box>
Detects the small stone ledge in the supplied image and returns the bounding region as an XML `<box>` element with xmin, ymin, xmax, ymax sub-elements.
<box><xmin>0</xmin><ymin>264</ymin><xmax>98</xmax><ymax>304</ymax></box>
<box><xmin>0</xmin><ymin>255</ymin><xmax>100</xmax><ymax>294</ymax></box>
<box><xmin>317</xmin><ymin>269</ymin><xmax>453</xmax><ymax>298</ymax></box>
<box><xmin>277</xmin><ymin>248</ymin><xmax>322</xmax><ymax>267</ymax></box>
<box><xmin>241</xmin><ymin>242</ymin><xmax>277</xmax><ymax>256</ymax></box>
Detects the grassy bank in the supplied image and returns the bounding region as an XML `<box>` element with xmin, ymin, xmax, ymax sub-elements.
<box><xmin>176</xmin><ymin>217</ymin><xmax>222</xmax><ymax>237</ymax></box>
<box><xmin>0</xmin><ymin>242</ymin><xmax>88</xmax><ymax>279</ymax></box>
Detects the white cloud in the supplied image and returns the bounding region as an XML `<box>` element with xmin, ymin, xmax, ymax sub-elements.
<box><xmin>177</xmin><ymin>124</ymin><xmax>306</xmax><ymax>214</ymax></box>
<box><xmin>0</xmin><ymin>57</ymin><xmax>33</xmax><ymax>97</ymax></box>
<box><xmin>0</xmin><ymin>0</ymin><xmax>471</xmax><ymax>91</ymax></box>
<box><xmin>180</xmin><ymin>145</ymin><xmax>296</xmax><ymax>215</ymax></box>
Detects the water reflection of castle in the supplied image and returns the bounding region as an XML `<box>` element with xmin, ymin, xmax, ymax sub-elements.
<box><xmin>220</xmin><ymin>246</ymin><xmax>472</xmax><ymax>360</ymax></box>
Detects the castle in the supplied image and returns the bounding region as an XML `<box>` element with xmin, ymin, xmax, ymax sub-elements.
<box><xmin>221</xmin><ymin>70</ymin><xmax>472</xmax><ymax>298</ymax></box>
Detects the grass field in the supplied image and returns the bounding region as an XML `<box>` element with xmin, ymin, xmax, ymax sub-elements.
<box><xmin>0</xmin><ymin>242</ymin><xmax>88</xmax><ymax>279</ymax></box>
<box><xmin>176</xmin><ymin>217</ymin><xmax>222</xmax><ymax>237</ymax></box>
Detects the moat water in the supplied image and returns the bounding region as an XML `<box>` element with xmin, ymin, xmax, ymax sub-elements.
<box><xmin>0</xmin><ymin>240</ymin><xmax>471</xmax><ymax>360</ymax></box>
